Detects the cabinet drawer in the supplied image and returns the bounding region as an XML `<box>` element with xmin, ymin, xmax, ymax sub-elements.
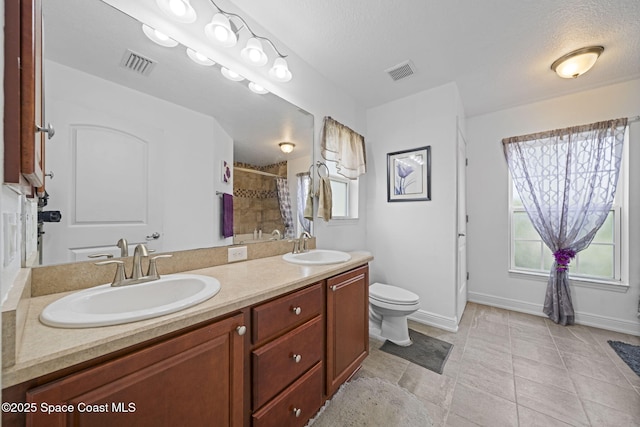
<box><xmin>252</xmin><ymin>362</ymin><xmax>323</xmax><ymax>427</ymax></box>
<box><xmin>252</xmin><ymin>316</ymin><xmax>323</xmax><ymax>409</ymax></box>
<box><xmin>252</xmin><ymin>282</ymin><xmax>322</xmax><ymax>344</ymax></box>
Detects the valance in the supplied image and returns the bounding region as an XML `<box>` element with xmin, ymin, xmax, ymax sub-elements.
<box><xmin>321</xmin><ymin>116</ymin><xmax>366</xmax><ymax>179</ymax></box>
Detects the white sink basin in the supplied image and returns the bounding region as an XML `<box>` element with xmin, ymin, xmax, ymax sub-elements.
<box><xmin>40</xmin><ymin>274</ymin><xmax>221</xmax><ymax>328</ymax></box>
<box><xmin>282</xmin><ymin>249</ymin><xmax>351</xmax><ymax>265</ymax></box>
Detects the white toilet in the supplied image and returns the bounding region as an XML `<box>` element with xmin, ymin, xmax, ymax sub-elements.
<box><xmin>369</xmin><ymin>282</ymin><xmax>420</xmax><ymax>347</ymax></box>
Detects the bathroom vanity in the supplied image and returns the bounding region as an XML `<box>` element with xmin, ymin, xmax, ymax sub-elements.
<box><xmin>1</xmin><ymin>252</ymin><xmax>371</xmax><ymax>427</ymax></box>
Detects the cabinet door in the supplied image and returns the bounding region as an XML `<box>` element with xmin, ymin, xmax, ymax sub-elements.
<box><xmin>4</xmin><ymin>0</ymin><xmax>45</xmax><ymax>190</ymax></box>
<box><xmin>325</xmin><ymin>265</ymin><xmax>369</xmax><ymax>396</ymax></box>
<box><xmin>26</xmin><ymin>315</ymin><xmax>245</xmax><ymax>427</ymax></box>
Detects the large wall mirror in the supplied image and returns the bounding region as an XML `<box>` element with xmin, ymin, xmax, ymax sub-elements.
<box><xmin>38</xmin><ymin>0</ymin><xmax>314</xmax><ymax>266</ymax></box>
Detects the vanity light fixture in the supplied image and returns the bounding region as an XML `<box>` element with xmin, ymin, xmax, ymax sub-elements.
<box><xmin>142</xmin><ymin>24</ymin><xmax>178</xmax><ymax>47</ymax></box>
<box><xmin>186</xmin><ymin>48</ymin><xmax>215</xmax><ymax>66</ymax></box>
<box><xmin>269</xmin><ymin>57</ymin><xmax>292</xmax><ymax>82</ymax></box>
<box><xmin>204</xmin><ymin>13</ymin><xmax>238</xmax><ymax>48</ymax></box>
<box><xmin>221</xmin><ymin>67</ymin><xmax>245</xmax><ymax>82</ymax></box>
<box><xmin>203</xmin><ymin>0</ymin><xmax>293</xmax><ymax>80</ymax></box>
<box><xmin>156</xmin><ymin>0</ymin><xmax>197</xmax><ymax>23</ymax></box>
<box><xmin>550</xmin><ymin>46</ymin><xmax>604</xmax><ymax>79</ymax></box>
<box><xmin>241</xmin><ymin>38</ymin><xmax>268</xmax><ymax>66</ymax></box>
<box><xmin>279</xmin><ymin>142</ymin><xmax>295</xmax><ymax>153</ymax></box>
<box><xmin>248</xmin><ymin>82</ymin><xmax>269</xmax><ymax>94</ymax></box>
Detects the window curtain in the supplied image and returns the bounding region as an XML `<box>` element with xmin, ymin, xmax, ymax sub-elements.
<box><xmin>296</xmin><ymin>172</ymin><xmax>311</xmax><ymax>233</ymax></box>
<box><xmin>275</xmin><ymin>177</ymin><xmax>295</xmax><ymax>238</ymax></box>
<box><xmin>503</xmin><ymin>118</ymin><xmax>627</xmax><ymax>325</ymax></box>
<box><xmin>321</xmin><ymin>116</ymin><xmax>366</xmax><ymax>179</ymax></box>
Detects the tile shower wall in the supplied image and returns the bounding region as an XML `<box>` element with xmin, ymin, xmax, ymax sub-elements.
<box><xmin>233</xmin><ymin>162</ymin><xmax>287</xmax><ymax>236</ymax></box>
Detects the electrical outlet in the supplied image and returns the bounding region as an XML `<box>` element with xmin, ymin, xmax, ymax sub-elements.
<box><xmin>228</xmin><ymin>246</ymin><xmax>248</xmax><ymax>263</ymax></box>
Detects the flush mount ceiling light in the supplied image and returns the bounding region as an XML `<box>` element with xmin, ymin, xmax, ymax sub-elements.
<box><xmin>186</xmin><ymin>48</ymin><xmax>215</xmax><ymax>66</ymax></box>
<box><xmin>279</xmin><ymin>142</ymin><xmax>295</xmax><ymax>153</ymax></box>
<box><xmin>156</xmin><ymin>0</ymin><xmax>197</xmax><ymax>23</ymax></box>
<box><xmin>248</xmin><ymin>82</ymin><xmax>269</xmax><ymax>94</ymax></box>
<box><xmin>221</xmin><ymin>67</ymin><xmax>245</xmax><ymax>82</ymax></box>
<box><xmin>142</xmin><ymin>24</ymin><xmax>178</xmax><ymax>47</ymax></box>
<box><xmin>551</xmin><ymin>46</ymin><xmax>604</xmax><ymax>79</ymax></box>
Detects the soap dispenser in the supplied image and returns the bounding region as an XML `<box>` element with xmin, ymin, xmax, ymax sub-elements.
<box><xmin>253</xmin><ymin>228</ymin><xmax>258</xmax><ymax>240</ymax></box>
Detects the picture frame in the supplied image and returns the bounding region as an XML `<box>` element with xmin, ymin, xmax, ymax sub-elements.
<box><xmin>387</xmin><ymin>146</ymin><xmax>431</xmax><ymax>202</ymax></box>
<box><xmin>222</xmin><ymin>160</ymin><xmax>232</xmax><ymax>183</ymax></box>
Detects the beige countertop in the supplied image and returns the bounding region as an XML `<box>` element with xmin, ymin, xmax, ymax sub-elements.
<box><xmin>2</xmin><ymin>251</ymin><xmax>373</xmax><ymax>388</ymax></box>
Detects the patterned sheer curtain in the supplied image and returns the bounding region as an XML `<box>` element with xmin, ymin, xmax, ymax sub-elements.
<box><xmin>296</xmin><ymin>172</ymin><xmax>311</xmax><ymax>233</ymax></box>
<box><xmin>321</xmin><ymin>116</ymin><xmax>366</xmax><ymax>179</ymax></box>
<box><xmin>503</xmin><ymin>118</ymin><xmax>627</xmax><ymax>325</ymax></box>
<box><xmin>275</xmin><ymin>177</ymin><xmax>295</xmax><ymax>238</ymax></box>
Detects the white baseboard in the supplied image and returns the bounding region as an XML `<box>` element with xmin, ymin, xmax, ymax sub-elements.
<box><xmin>409</xmin><ymin>309</ymin><xmax>459</xmax><ymax>333</ymax></box>
<box><xmin>468</xmin><ymin>291</ymin><xmax>640</xmax><ymax>337</ymax></box>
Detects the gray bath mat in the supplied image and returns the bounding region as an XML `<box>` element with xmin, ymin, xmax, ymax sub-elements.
<box><xmin>608</xmin><ymin>340</ymin><xmax>640</xmax><ymax>377</ymax></box>
<box><xmin>307</xmin><ymin>376</ymin><xmax>433</xmax><ymax>427</ymax></box>
<box><xmin>380</xmin><ymin>329</ymin><xmax>453</xmax><ymax>374</ymax></box>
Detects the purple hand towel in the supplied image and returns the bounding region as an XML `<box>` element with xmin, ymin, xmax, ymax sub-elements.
<box><xmin>222</xmin><ymin>193</ymin><xmax>234</xmax><ymax>238</ymax></box>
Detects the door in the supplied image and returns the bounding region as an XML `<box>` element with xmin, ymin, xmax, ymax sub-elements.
<box><xmin>456</xmin><ymin>127</ymin><xmax>468</xmax><ymax>324</ymax></box>
<box><xmin>42</xmin><ymin>99</ymin><xmax>163</xmax><ymax>264</ymax></box>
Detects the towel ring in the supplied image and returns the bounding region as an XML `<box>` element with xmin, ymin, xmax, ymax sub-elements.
<box><xmin>316</xmin><ymin>161</ymin><xmax>329</xmax><ymax>178</ymax></box>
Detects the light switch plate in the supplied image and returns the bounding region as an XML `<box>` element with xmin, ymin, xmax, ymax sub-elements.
<box><xmin>228</xmin><ymin>246</ymin><xmax>247</xmax><ymax>263</ymax></box>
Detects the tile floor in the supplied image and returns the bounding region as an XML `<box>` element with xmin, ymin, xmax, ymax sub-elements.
<box><xmin>355</xmin><ymin>302</ymin><xmax>640</xmax><ymax>427</ymax></box>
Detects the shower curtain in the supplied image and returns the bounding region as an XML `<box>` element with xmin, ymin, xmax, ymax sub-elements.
<box><xmin>275</xmin><ymin>177</ymin><xmax>295</xmax><ymax>238</ymax></box>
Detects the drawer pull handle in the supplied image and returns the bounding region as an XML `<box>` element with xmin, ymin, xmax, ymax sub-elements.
<box><xmin>292</xmin><ymin>306</ymin><xmax>302</xmax><ymax>315</ymax></box>
<box><xmin>293</xmin><ymin>408</ymin><xmax>302</xmax><ymax>418</ymax></box>
<box><xmin>236</xmin><ymin>325</ymin><xmax>247</xmax><ymax>336</ymax></box>
<box><xmin>292</xmin><ymin>354</ymin><xmax>302</xmax><ymax>363</ymax></box>
<box><xmin>331</xmin><ymin>285</ymin><xmax>337</xmax><ymax>292</ymax></box>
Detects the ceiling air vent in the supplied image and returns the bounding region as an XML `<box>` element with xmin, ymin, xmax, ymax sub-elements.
<box><xmin>385</xmin><ymin>60</ymin><xmax>416</xmax><ymax>82</ymax></box>
<box><xmin>120</xmin><ymin>50</ymin><xmax>156</xmax><ymax>76</ymax></box>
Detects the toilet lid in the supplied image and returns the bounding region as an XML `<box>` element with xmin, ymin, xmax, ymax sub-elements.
<box><xmin>369</xmin><ymin>283</ymin><xmax>419</xmax><ymax>305</ymax></box>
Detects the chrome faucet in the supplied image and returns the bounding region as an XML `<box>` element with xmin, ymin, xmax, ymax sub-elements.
<box><xmin>116</xmin><ymin>238</ymin><xmax>129</xmax><ymax>257</ymax></box>
<box><xmin>96</xmin><ymin>244</ymin><xmax>172</xmax><ymax>287</ymax></box>
<box><xmin>291</xmin><ymin>231</ymin><xmax>312</xmax><ymax>254</ymax></box>
<box><xmin>271</xmin><ymin>229</ymin><xmax>281</xmax><ymax>240</ymax></box>
<box><xmin>88</xmin><ymin>237</ymin><xmax>129</xmax><ymax>259</ymax></box>
<box><xmin>131</xmin><ymin>243</ymin><xmax>149</xmax><ymax>280</ymax></box>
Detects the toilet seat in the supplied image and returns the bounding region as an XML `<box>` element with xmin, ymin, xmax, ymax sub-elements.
<box><xmin>369</xmin><ymin>283</ymin><xmax>419</xmax><ymax>305</ymax></box>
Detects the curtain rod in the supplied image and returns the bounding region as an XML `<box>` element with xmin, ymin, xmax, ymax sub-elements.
<box><xmin>629</xmin><ymin>115</ymin><xmax>640</xmax><ymax>123</ymax></box>
<box><xmin>234</xmin><ymin>167</ymin><xmax>284</xmax><ymax>178</ymax></box>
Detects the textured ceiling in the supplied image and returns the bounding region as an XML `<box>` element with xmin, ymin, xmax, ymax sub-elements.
<box><xmin>231</xmin><ymin>0</ymin><xmax>640</xmax><ymax>116</ymax></box>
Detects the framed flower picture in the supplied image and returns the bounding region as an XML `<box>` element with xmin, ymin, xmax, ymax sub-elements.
<box><xmin>387</xmin><ymin>146</ymin><xmax>431</xmax><ymax>202</ymax></box>
<box><xmin>222</xmin><ymin>160</ymin><xmax>232</xmax><ymax>183</ymax></box>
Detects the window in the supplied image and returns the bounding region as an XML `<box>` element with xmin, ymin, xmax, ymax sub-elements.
<box><xmin>324</xmin><ymin>161</ymin><xmax>359</xmax><ymax>220</ymax></box>
<box><xmin>508</xmin><ymin>131</ymin><xmax>628</xmax><ymax>284</ymax></box>
<box><xmin>329</xmin><ymin>176</ymin><xmax>349</xmax><ymax>218</ymax></box>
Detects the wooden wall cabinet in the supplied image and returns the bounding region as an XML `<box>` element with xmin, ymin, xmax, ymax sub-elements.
<box><xmin>326</xmin><ymin>265</ymin><xmax>369</xmax><ymax>396</ymax></box>
<box><xmin>25</xmin><ymin>314</ymin><xmax>246</xmax><ymax>427</ymax></box>
<box><xmin>4</xmin><ymin>0</ymin><xmax>46</xmax><ymax>192</ymax></box>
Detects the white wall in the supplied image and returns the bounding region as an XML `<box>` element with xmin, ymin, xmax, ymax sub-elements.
<box><xmin>43</xmin><ymin>61</ymin><xmax>233</xmax><ymax>261</ymax></box>
<box><xmin>365</xmin><ymin>82</ymin><xmax>463</xmax><ymax>331</ymax></box>
<box><xmin>467</xmin><ymin>78</ymin><xmax>640</xmax><ymax>335</ymax></box>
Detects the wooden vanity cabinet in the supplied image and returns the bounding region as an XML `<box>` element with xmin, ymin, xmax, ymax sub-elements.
<box><xmin>25</xmin><ymin>313</ymin><xmax>246</xmax><ymax>427</ymax></box>
<box><xmin>250</xmin><ymin>282</ymin><xmax>324</xmax><ymax>426</ymax></box>
<box><xmin>326</xmin><ymin>265</ymin><xmax>369</xmax><ymax>396</ymax></box>
<box><xmin>5</xmin><ymin>264</ymin><xmax>370</xmax><ymax>427</ymax></box>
